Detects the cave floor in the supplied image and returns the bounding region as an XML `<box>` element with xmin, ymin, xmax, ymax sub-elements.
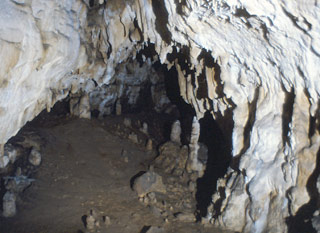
<box><xmin>0</xmin><ymin>116</ymin><xmax>232</xmax><ymax>233</ymax></box>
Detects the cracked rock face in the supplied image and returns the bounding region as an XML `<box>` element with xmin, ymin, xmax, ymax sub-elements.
<box><xmin>1</xmin><ymin>0</ymin><xmax>320</xmax><ymax>232</ymax></box>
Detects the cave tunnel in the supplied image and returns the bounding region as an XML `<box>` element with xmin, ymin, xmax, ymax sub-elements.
<box><xmin>0</xmin><ymin>43</ymin><xmax>233</xmax><ymax>233</ymax></box>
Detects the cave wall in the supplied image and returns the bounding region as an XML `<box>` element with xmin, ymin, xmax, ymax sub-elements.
<box><xmin>1</xmin><ymin>0</ymin><xmax>320</xmax><ymax>232</ymax></box>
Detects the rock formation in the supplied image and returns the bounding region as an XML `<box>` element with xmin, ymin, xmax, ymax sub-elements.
<box><xmin>0</xmin><ymin>0</ymin><xmax>320</xmax><ymax>232</ymax></box>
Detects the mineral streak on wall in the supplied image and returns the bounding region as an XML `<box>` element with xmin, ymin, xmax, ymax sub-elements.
<box><xmin>0</xmin><ymin>0</ymin><xmax>320</xmax><ymax>232</ymax></box>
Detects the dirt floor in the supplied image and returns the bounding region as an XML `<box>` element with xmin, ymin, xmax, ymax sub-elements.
<box><xmin>0</xmin><ymin>113</ymin><xmax>233</xmax><ymax>233</ymax></box>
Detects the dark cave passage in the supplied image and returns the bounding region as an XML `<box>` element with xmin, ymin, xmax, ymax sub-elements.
<box><xmin>136</xmin><ymin>43</ymin><xmax>233</xmax><ymax>218</ymax></box>
<box><xmin>196</xmin><ymin>111</ymin><xmax>232</xmax><ymax>218</ymax></box>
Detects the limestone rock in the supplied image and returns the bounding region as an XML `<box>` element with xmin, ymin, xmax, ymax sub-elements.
<box><xmin>0</xmin><ymin>155</ymin><xmax>9</xmax><ymax>169</ymax></box>
<box><xmin>133</xmin><ymin>171</ymin><xmax>166</xmax><ymax>197</ymax></box>
<box><xmin>124</xmin><ymin>118</ymin><xmax>132</xmax><ymax>128</ymax></box>
<box><xmin>144</xmin><ymin>226</ymin><xmax>165</xmax><ymax>233</ymax></box>
<box><xmin>4</xmin><ymin>175</ymin><xmax>34</xmax><ymax>193</ymax></box>
<box><xmin>28</xmin><ymin>148</ymin><xmax>41</xmax><ymax>166</ymax></box>
<box><xmin>186</xmin><ymin>117</ymin><xmax>205</xmax><ymax>176</ymax></box>
<box><xmin>140</xmin><ymin>122</ymin><xmax>148</xmax><ymax>135</ymax></box>
<box><xmin>103</xmin><ymin>216</ymin><xmax>111</xmax><ymax>226</ymax></box>
<box><xmin>2</xmin><ymin>192</ymin><xmax>16</xmax><ymax>217</ymax></box>
<box><xmin>146</xmin><ymin>139</ymin><xmax>153</xmax><ymax>151</ymax></box>
<box><xmin>115</xmin><ymin>99</ymin><xmax>122</xmax><ymax>116</ymax></box>
<box><xmin>313</xmin><ymin>212</ymin><xmax>320</xmax><ymax>233</ymax></box>
<box><xmin>85</xmin><ymin>209</ymin><xmax>99</xmax><ymax>233</ymax></box>
<box><xmin>4</xmin><ymin>143</ymin><xmax>21</xmax><ymax>164</ymax></box>
<box><xmin>155</xmin><ymin>142</ymin><xmax>188</xmax><ymax>176</ymax></box>
<box><xmin>170</xmin><ymin>120</ymin><xmax>181</xmax><ymax>144</ymax></box>
<box><xmin>128</xmin><ymin>133</ymin><xmax>138</xmax><ymax>144</ymax></box>
<box><xmin>0</xmin><ymin>0</ymin><xmax>319</xmax><ymax>232</ymax></box>
<box><xmin>174</xmin><ymin>212</ymin><xmax>196</xmax><ymax>223</ymax></box>
<box><xmin>70</xmin><ymin>94</ymin><xmax>91</xmax><ymax>119</ymax></box>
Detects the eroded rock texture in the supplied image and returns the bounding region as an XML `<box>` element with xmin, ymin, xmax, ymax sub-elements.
<box><xmin>1</xmin><ymin>0</ymin><xmax>320</xmax><ymax>232</ymax></box>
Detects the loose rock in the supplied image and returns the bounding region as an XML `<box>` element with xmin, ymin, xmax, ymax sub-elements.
<box><xmin>103</xmin><ymin>216</ymin><xmax>111</xmax><ymax>226</ymax></box>
<box><xmin>2</xmin><ymin>191</ymin><xmax>16</xmax><ymax>217</ymax></box>
<box><xmin>313</xmin><ymin>211</ymin><xmax>320</xmax><ymax>233</ymax></box>
<box><xmin>155</xmin><ymin>142</ymin><xmax>188</xmax><ymax>176</ymax></box>
<box><xmin>174</xmin><ymin>212</ymin><xmax>196</xmax><ymax>223</ymax></box>
<box><xmin>124</xmin><ymin>118</ymin><xmax>131</xmax><ymax>128</ymax></box>
<box><xmin>86</xmin><ymin>209</ymin><xmax>99</xmax><ymax>233</ymax></box>
<box><xmin>28</xmin><ymin>148</ymin><xmax>42</xmax><ymax>166</ymax></box>
<box><xmin>133</xmin><ymin>171</ymin><xmax>166</xmax><ymax>197</ymax></box>
<box><xmin>140</xmin><ymin>122</ymin><xmax>148</xmax><ymax>135</ymax></box>
<box><xmin>4</xmin><ymin>143</ymin><xmax>21</xmax><ymax>164</ymax></box>
<box><xmin>128</xmin><ymin>132</ymin><xmax>138</xmax><ymax>144</ymax></box>
<box><xmin>144</xmin><ymin>226</ymin><xmax>165</xmax><ymax>233</ymax></box>
<box><xmin>146</xmin><ymin>139</ymin><xmax>153</xmax><ymax>151</ymax></box>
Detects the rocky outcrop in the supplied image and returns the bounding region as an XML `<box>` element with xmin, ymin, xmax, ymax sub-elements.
<box><xmin>1</xmin><ymin>0</ymin><xmax>320</xmax><ymax>232</ymax></box>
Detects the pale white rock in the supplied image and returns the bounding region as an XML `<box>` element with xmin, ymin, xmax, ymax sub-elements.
<box><xmin>0</xmin><ymin>0</ymin><xmax>89</xmax><ymax>152</ymax></box>
<box><xmin>0</xmin><ymin>156</ymin><xmax>9</xmax><ymax>169</ymax></box>
<box><xmin>187</xmin><ymin>117</ymin><xmax>204</xmax><ymax>176</ymax></box>
<box><xmin>140</xmin><ymin>122</ymin><xmax>148</xmax><ymax>135</ymax></box>
<box><xmin>170</xmin><ymin>120</ymin><xmax>181</xmax><ymax>144</ymax></box>
<box><xmin>28</xmin><ymin>148</ymin><xmax>41</xmax><ymax>166</ymax></box>
<box><xmin>78</xmin><ymin>94</ymin><xmax>91</xmax><ymax>119</ymax></box>
<box><xmin>70</xmin><ymin>94</ymin><xmax>91</xmax><ymax>119</ymax></box>
<box><xmin>4</xmin><ymin>144</ymin><xmax>19</xmax><ymax>164</ymax></box>
<box><xmin>104</xmin><ymin>216</ymin><xmax>111</xmax><ymax>225</ymax></box>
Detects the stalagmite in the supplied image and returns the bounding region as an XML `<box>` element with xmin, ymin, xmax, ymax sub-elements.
<box><xmin>186</xmin><ymin>117</ymin><xmax>205</xmax><ymax>176</ymax></box>
<box><xmin>170</xmin><ymin>120</ymin><xmax>181</xmax><ymax>145</ymax></box>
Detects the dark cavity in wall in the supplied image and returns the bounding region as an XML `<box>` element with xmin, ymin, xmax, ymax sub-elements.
<box><xmin>151</xmin><ymin>0</ymin><xmax>172</xmax><ymax>44</ymax></box>
<box><xmin>136</xmin><ymin>43</ymin><xmax>196</xmax><ymax>144</ymax></box>
<box><xmin>174</xmin><ymin>0</ymin><xmax>187</xmax><ymax>16</ymax></box>
<box><xmin>282</xmin><ymin>87</ymin><xmax>295</xmax><ymax>147</ymax></box>
<box><xmin>137</xmin><ymin>43</ymin><xmax>233</xmax><ymax>218</ymax></box>
<box><xmin>195</xmin><ymin>111</ymin><xmax>232</xmax><ymax>218</ymax></box>
<box><xmin>89</xmin><ymin>0</ymin><xmax>95</xmax><ymax>7</ymax></box>
<box><xmin>166</xmin><ymin>45</ymin><xmax>232</xmax><ymax>218</ymax></box>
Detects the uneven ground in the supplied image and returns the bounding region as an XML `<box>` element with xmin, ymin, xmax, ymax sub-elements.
<box><xmin>0</xmin><ymin>112</ymin><xmax>233</xmax><ymax>233</ymax></box>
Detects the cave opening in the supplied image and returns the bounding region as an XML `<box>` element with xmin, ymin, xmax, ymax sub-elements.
<box><xmin>0</xmin><ymin>43</ymin><xmax>233</xmax><ymax>233</ymax></box>
<box><xmin>196</xmin><ymin>111</ymin><xmax>231</xmax><ymax>218</ymax></box>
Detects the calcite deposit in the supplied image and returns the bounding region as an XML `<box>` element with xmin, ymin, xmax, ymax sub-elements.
<box><xmin>1</xmin><ymin>0</ymin><xmax>320</xmax><ymax>232</ymax></box>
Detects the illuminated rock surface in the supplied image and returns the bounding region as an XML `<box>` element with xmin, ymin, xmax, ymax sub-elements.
<box><xmin>0</xmin><ymin>0</ymin><xmax>320</xmax><ymax>232</ymax></box>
